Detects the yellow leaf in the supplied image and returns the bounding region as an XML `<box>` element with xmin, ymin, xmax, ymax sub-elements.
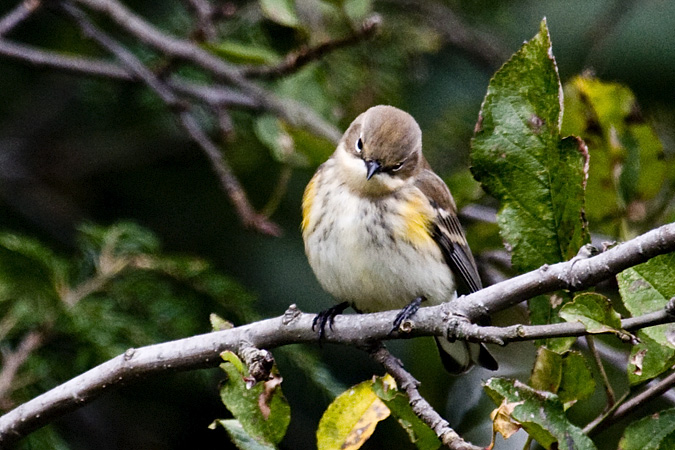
<box><xmin>317</xmin><ymin>378</ymin><xmax>392</xmax><ymax>450</ymax></box>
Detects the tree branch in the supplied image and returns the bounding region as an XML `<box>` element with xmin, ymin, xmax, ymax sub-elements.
<box><xmin>585</xmin><ymin>370</ymin><xmax>675</xmax><ymax>435</ymax></box>
<box><xmin>0</xmin><ymin>38</ymin><xmax>260</xmax><ymax>109</ymax></box>
<box><xmin>1</xmin><ymin>222</ymin><xmax>674</xmax><ymax>445</ymax></box>
<box><xmin>0</xmin><ymin>331</ymin><xmax>46</xmax><ymax>407</ymax></box>
<box><xmin>71</xmin><ymin>0</ymin><xmax>342</xmax><ymax>142</ymax></box>
<box><xmin>242</xmin><ymin>14</ymin><xmax>381</xmax><ymax>79</ymax></box>
<box><xmin>60</xmin><ymin>1</ymin><xmax>281</xmax><ymax>236</ymax></box>
<box><xmin>368</xmin><ymin>343</ymin><xmax>482</xmax><ymax>450</ymax></box>
<box><xmin>0</xmin><ymin>0</ymin><xmax>41</xmax><ymax>36</ymax></box>
<box><xmin>449</xmin><ymin>222</ymin><xmax>675</xmax><ymax>322</ymax></box>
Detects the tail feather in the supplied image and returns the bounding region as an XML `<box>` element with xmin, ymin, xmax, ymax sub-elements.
<box><xmin>434</xmin><ymin>337</ymin><xmax>498</xmax><ymax>374</ymax></box>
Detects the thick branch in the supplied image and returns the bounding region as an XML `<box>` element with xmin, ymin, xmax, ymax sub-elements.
<box><xmin>1</xmin><ymin>223</ymin><xmax>674</xmax><ymax>444</ymax></box>
<box><xmin>450</xmin><ymin>222</ymin><xmax>675</xmax><ymax>322</ymax></box>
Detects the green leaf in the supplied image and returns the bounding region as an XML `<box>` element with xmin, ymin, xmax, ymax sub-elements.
<box><xmin>372</xmin><ymin>375</ymin><xmax>441</xmax><ymax>450</ymax></box>
<box><xmin>259</xmin><ymin>0</ymin><xmax>300</xmax><ymax>28</ymax></box>
<box><xmin>529</xmin><ymin>348</ymin><xmax>594</xmax><ymax>409</ymax></box>
<box><xmin>617</xmin><ymin>253</ymin><xmax>675</xmax><ymax>348</ymax></box>
<box><xmin>218</xmin><ymin>351</ymin><xmax>291</xmax><ymax>446</ymax></box>
<box><xmin>529</xmin><ymin>346</ymin><xmax>563</xmax><ymax>394</ymax></box>
<box><xmin>484</xmin><ymin>378</ymin><xmax>597</xmax><ymax>450</ymax></box>
<box><xmin>343</xmin><ymin>0</ymin><xmax>373</xmax><ymax>23</ymax></box>
<box><xmin>559</xmin><ymin>293</ymin><xmax>624</xmax><ymax>336</ymax></box>
<box><xmin>528</xmin><ymin>294</ymin><xmax>577</xmax><ymax>352</ymax></box>
<box><xmin>0</xmin><ymin>232</ymin><xmax>66</xmax><ymax>301</ymax></box>
<box><xmin>254</xmin><ymin>115</ymin><xmax>309</xmax><ymax>167</ymax></box>
<box><xmin>557</xmin><ymin>351</ymin><xmax>595</xmax><ymax>407</ymax></box>
<box><xmin>317</xmin><ymin>377</ymin><xmax>391</xmax><ymax>450</ymax></box>
<box><xmin>77</xmin><ymin>221</ymin><xmax>161</xmax><ymax>260</ymax></box>
<box><xmin>210</xmin><ymin>419</ymin><xmax>277</xmax><ymax>450</ymax></box>
<box><xmin>206</xmin><ymin>41</ymin><xmax>281</xmax><ymax>65</ymax></box>
<box><xmin>471</xmin><ymin>19</ymin><xmax>589</xmax><ymax>273</ymax></box>
<box><xmin>627</xmin><ymin>333</ymin><xmax>675</xmax><ymax>385</ymax></box>
<box><xmin>562</xmin><ymin>75</ymin><xmax>667</xmax><ymax>236</ymax></box>
<box><xmin>619</xmin><ymin>408</ymin><xmax>675</xmax><ymax>450</ymax></box>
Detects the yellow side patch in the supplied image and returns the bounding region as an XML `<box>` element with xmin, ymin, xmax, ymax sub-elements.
<box><xmin>301</xmin><ymin>176</ymin><xmax>317</xmax><ymax>233</ymax></box>
<box><xmin>397</xmin><ymin>194</ymin><xmax>434</xmax><ymax>248</ymax></box>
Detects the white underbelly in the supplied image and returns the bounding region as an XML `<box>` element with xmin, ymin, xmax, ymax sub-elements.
<box><xmin>305</xmin><ymin>192</ymin><xmax>456</xmax><ymax>312</ymax></box>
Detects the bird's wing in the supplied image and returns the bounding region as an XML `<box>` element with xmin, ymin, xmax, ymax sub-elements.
<box><xmin>414</xmin><ymin>168</ymin><xmax>483</xmax><ymax>294</ymax></box>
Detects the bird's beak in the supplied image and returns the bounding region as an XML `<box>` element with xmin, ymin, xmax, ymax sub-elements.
<box><xmin>365</xmin><ymin>160</ymin><xmax>381</xmax><ymax>180</ymax></box>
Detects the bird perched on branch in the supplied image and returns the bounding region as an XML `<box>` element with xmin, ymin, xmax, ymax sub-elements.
<box><xmin>302</xmin><ymin>105</ymin><xmax>497</xmax><ymax>373</ymax></box>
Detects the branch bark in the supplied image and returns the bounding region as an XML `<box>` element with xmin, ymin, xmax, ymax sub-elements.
<box><xmin>0</xmin><ymin>222</ymin><xmax>674</xmax><ymax>445</ymax></box>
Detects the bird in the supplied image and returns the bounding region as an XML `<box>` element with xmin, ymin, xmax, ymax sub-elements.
<box><xmin>301</xmin><ymin>104</ymin><xmax>497</xmax><ymax>373</ymax></box>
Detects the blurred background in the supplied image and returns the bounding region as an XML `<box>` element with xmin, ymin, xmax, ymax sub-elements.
<box><xmin>0</xmin><ymin>0</ymin><xmax>674</xmax><ymax>448</ymax></box>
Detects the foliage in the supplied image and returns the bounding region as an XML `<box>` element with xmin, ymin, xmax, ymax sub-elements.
<box><xmin>0</xmin><ymin>222</ymin><xmax>257</xmax><ymax>448</ymax></box>
<box><xmin>1</xmin><ymin>1</ymin><xmax>675</xmax><ymax>449</ymax></box>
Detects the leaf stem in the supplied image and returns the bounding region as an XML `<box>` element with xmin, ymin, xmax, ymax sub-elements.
<box><xmin>585</xmin><ymin>335</ymin><xmax>616</xmax><ymax>407</ymax></box>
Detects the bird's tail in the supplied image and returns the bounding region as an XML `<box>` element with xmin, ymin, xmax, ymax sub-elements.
<box><xmin>434</xmin><ymin>337</ymin><xmax>498</xmax><ymax>374</ymax></box>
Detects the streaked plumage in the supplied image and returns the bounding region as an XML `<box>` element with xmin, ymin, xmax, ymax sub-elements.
<box><xmin>302</xmin><ymin>105</ymin><xmax>496</xmax><ymax>373</ymax></box>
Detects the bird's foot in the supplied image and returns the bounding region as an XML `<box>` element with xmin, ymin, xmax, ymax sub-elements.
<box><xmin>391</xmin><ymin>296</ymin><xmax>424</xmax><ymax>334</ymax></box>
<box><xmin>312</xmin><ymin>302</ymin><xmax>350</xmax><ymax>340</ymax></box>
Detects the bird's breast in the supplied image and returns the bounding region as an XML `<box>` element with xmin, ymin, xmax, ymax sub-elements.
<box><xmin>303</xmin><ymin>172</ymin><xmax>456</xmax><ymax>312</ymax></box>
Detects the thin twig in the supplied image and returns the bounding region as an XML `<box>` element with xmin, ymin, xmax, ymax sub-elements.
<box><xmin>73</xmin><ymin>0</ymin><xmax>342</xmax><ymax>142</ymax></box>
<box><xmin>582</xmin><ymin>390</ymin><xmax>631</xmax><ymax>435</ymax></box>
<box><xmin>61</xmin><ymin>2</ymin><xmax>281</xmax><ymax>235</ymax></box>
<box><xmin>0</xmin><ymin>331</ymin><xmax>46</xmax><ymax>405</ymax></box>
<box><xmin>586</xmin><ymin>370</ymin><xmax>675</xmax><ymax>435</ymax></box>
<box><xmin>181</xmin><ymin>0</ymin><xmax>218</xmax><ymax>42</ymax></box>
<box><xmin>585</xmin><ymin>335</ymin><xmax>616</xmax><ymax>407</ymax></box>
<box><xmin>0</xmin><ymin>0</ymin><xmax>42</xmax><ymax>36</ymax></box>
<box><xmin>0</xmin><ymin>38</ymin><xmax>260</xmax><ymax>109</ymax></box>
<box><xmin>261</xmin><ymin>165</ymin><xmax>292</xmax><ymax>218</ymax></box>
<box><xmin>243</xmin><ymin>14</ymin><xmax>381</xmax><ymax>79</ymax></box>
<box><xmin>367</xmin><ymin>343</ymin><xmax>481</xmax><ymax>450</ymax></box>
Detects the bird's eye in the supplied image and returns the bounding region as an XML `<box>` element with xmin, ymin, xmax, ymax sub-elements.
<box><xmin>391</xmin><ymin>162</ymin><xmax>404</xmax><ymax>172</ymax></box>
<box><xmin>355</xmin><ymin>137</ymin><xmax>363</xmax><ymax>153</ymax></box>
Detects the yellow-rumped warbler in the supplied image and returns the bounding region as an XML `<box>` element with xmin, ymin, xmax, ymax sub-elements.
<box><xmin>302</xmin><ymin>105</ymin><xmax>497</xmax><ymax>373</ymax></box>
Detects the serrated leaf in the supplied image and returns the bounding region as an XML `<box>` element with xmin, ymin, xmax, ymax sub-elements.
<box><xmin>210</xmin><ymin>419</ymin><xmax>276</xmax><ymax>450</ymax></box>
<box><xmin>372</xmin><ymin>375</ymin><xmax>441</xmax><ymax>450</ymax></box>
<box><xmin>219</xmin><ymin>351</ymin><xmax>290</xmax><ymax>446</ymax></box>
<box><xmin>617</xmin><ymin>253</ymin><xmax>675</xmax><ymax>347</ymax></box>
<box><xmin>627</xmin><ymin>333</ymin><xmax>675</xmax><ymax>385</ymax></box>
<box><xmin>483</xmin><ymin>378</ymin><xmax>597</xmax><ymax>450</ymax></box>
<box><xmin>619</xmin><ymin>408</ymin><xmax>675</xmax><ymax>450</ymax></box>
<box><xmin>471</xmin><ymin>19</ymin><xmax>589</xmax><ymax>274</ymax></box>
<box><xmin>559</xmin><ymin>293</ymin><xmax>624</xmax><ymax>336</ymax></box>
<box><xmin>562</xmin><ymin>74</ymin><xmax>667</xmax><ymax>236</ymax></box>
<box><xmin>259</xmin><ymin>0</ymin><xmax>300</xmax><ymax>28</ymax></box>
<box><xmin>317</xmin><ymin>378</ymin><xmax>391</xmax><ymax>450</ymax></box>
